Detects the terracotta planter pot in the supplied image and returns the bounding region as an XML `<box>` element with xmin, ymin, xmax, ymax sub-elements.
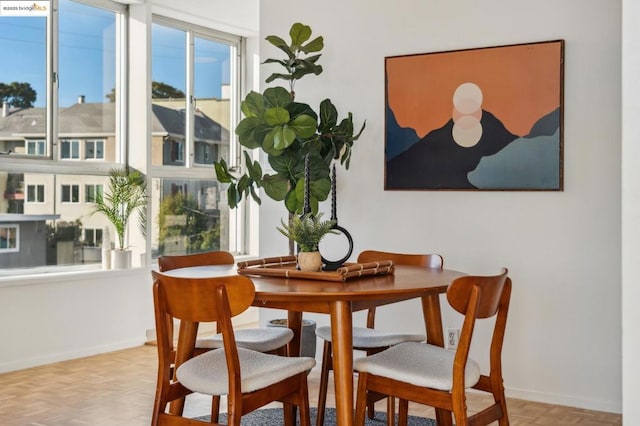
<box><xmin>297</xmin><ymin>251</ymin><xmax>322</xmax><ymax>272</ymax></box>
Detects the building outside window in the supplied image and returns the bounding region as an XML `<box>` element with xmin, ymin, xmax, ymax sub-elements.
<box><xmin>83</xmin><ymin>227</ymin><xmax>103</xmax><ymax>247</ymax></box>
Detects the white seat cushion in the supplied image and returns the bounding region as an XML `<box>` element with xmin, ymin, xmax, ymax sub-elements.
<box><xmin>353</xmin><ymin>342</ymin><xmax>480</xmax><ymax>391</ymax></box>
<box><xmin>316</xmin><ymin>325</ymin><xmax>425</xmax><ymax>348</ymax></box>
<box><xmin>177</xmin><ymin>347</ymin><xmax>316</xmax><ymax>395</ymax></box>
<box><xmin>197</xmin><ymin>327</ymin><xmax>293</xmax><ymax>352</ymax></box>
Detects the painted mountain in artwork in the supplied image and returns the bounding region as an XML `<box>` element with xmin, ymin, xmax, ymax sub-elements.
<box><xmin>468</xmin><ymin>108</ymin><xmax>561</xmax><ymax>189</ymax></box>
<box><xmin>385</xmin><ymin>110</ymin><xmax>518</xmax><ymax>189</ymax></box>
<box><xmin>386</xmin><ymin>105</ymin><xmax>420</xmax><ymax>160</ymax></box>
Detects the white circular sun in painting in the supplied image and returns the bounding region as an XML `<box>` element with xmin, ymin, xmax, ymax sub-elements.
<box><xmin>452</xmin><ymin>82</ymin><xmax>483</xmax><ymax>147</ymax></box>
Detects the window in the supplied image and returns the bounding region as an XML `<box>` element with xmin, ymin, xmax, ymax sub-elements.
<box><xmin>26</xmin><ymin>184</ymin><xmax>45</xmax><ymax>203</ymax></box>
<box><xmin>0</xmin><ymin>0</ymin><xmax>127</xmax><ymax>270</ymax></box>
<box><xmin>60</xmin><ymin>140</ymin><xmax>80</xmax><ymax>159</ymax></box>
<box><xmin>85</xmin><ymin>140</ymin><xmax>104</xmax><ymax>159</ymax></box>
<box><xmin>0</xmin><ymin>5</ymin><xmax>246</xmax><ymax>273</ymax></box>
<box><xmin>150</xmin><ymin>17</ymin><xmax>240</xmax><ymax>258</ymax></box>
<box><xmin>61</xmin><ymin>184</ymin><xmax>80</xmax><ymax>203</ymax></box>
<box><xmin>27</xmin><ymin>140</ymin><xmax>46</xmax><ymax>156</ymax></box>
<box><xmin>0</xmin><ymin>225</ymin><xmax>19</xmax><ymax>252</ymax></box>
<box><xmin>85</xmin><ymin>184</ymin><xmax>103</xmax><ymax>203</ymax></box>
<box><xmin>84</xmin><ymin>228</ymin><xmax>103</xmax><ymax>247</ymax></box>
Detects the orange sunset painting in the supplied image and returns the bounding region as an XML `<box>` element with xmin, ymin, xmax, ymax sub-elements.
<box><xmin>385</xmin><ymin>40</ymin><xmax>564</xmax><ymax>190</ymax></box>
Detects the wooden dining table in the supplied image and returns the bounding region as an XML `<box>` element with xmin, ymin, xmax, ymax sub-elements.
<box><xmin>164</xmin><ymin>262</ymin><xmax>464</xmax><ymax>426</ymax></box>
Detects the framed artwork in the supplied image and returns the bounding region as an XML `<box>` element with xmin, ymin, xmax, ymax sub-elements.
<box><xmin>384</xmin><ymin>40</ymin><xmax>564</xmax><ymax>191</ymax></box>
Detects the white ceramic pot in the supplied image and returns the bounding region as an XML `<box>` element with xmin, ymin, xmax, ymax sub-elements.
<box><xmin>111</xmin><ymin>249</ymin><xmax>132</xmax><ymax>269</ymax></box>
<box><xmin>297</xmin><ymin>251</ymin><xmax>322</xmax><ymax>272</ymax></box>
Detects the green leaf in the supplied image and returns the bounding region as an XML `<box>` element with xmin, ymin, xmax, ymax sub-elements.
<box><xmin>290</xmin><ymin>114</ymin><xmax>317</xmax><ymax>138</ymax></box>
<box><xmin>263</xmin><ymin>86</ymin><xmax>292</xmax><ymax>108</ymax></box>
<box><xmin>301</xmin><ymin>36</ymin><xmax>324</xmax><ymax>54</ymax></box>
<box><xmin>227</xmin><ymin>184</ymin><xmax>239</xmax><ymax>209</ymax></box>
<box><xmin>262</xmin><ymin>173</ymin><xmax>289</xmax><ymax>201</ymax></box>
<box><xmin>214</xmin><ymin>159</ymin><xmax>233</xmax><ymax>183</ymax></box>
<box><xmin>265</xmin><ymin>73</ymin><xmax>294</xmax><ymax>84</ymax></box>
<box><xmin>235</xmin><ymin>116</ymin><xmax>262</xmax><ymax>149</ymax></box>
<box><xmin>248</xmin><ymin>185</ymin><xmax>262</xmax><ymax>204</ymax></box>
<box><xmin>269</xmin><ymin>151</ymin><xmax>298</xmax><ymax>177</ymax></box>
<box><xmin>270</xmin><ymin>126</ymin><xmax>297</xmax><ymax>150</ymax></box>
<box><xmin>265</xmin><ymin>35</ymin><xmax>294</xmax><ymax>59</ymax></box>
<box><xmin>290</xmin><ymin>23</ymin><xmax>312</xmax><ymax>46</ymax></box>
<box><xmin>244</xmin><ymin>151</ymin><xmax>263</xmax><ymax>183</ymax></box>
<box><xmin>318</xmin><ymin>99</ymin><xmax>338</xmax><ymax>131</ymax></box>
<box><xmin>284</xmin><ymin>188</ymin><xmax>299</xmax><ymax>213</ymax></box>
<box><xmin>240</xmin><ymin>91</ymin><xmax>264</xmax><ymax>117</ymax></box>
<box><xmin>288</xmin><ymin>102</ymin><xmax>317</xmax><ymax>121</ymax></box>
<box><xmin>264</xmin><ymin>107</ymin><xmax>291</xmax><ymax>126</ymax></box>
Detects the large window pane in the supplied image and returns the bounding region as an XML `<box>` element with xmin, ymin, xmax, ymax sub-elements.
<box><xmin>151</xmin><ymin>177</ymin><xmax>228</xmax><ymax>257</ymax></box>
<box><xmin>0</xmin><ymin>6</ymin><xmax>47</xmax><ymax>156</ymax></box>
<box><xmin>151</xmin><ymin>23</ymin><xmax>186</xmax><ymax>166</ymax></box>
<box><xmin>193</xmin><ymin>36</ymin><xmax>231</xmax><ymax>165</ymax></box>
<box><xmin>58</xmin><ymin>0</ymin><xmax>119</xmax><ymax>161</ymax></box>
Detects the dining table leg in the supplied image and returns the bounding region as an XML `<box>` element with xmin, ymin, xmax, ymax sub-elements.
<box><xmin>330</xmin><ymin>300</ymin><xmax>354</xmax><ymax>426</ymax></box>
<box><xmin>287</xmin><ymin>310</ymin><xmax>303</xmax><ymax>357</ymax></box>
<box><xmin>421</xmin><ymin>294</ymin><xmax>453</xmax><ymax>426</ymax></box>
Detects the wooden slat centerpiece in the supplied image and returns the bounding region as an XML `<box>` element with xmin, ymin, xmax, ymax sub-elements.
<box><xmin>237</xmin><ymin>256</ymin><xmax>394</xmax><ymax>282</ymax></box>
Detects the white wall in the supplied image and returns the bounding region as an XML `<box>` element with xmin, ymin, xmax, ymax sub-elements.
<box><xmin>258</xmin><ymin>0</ymin><xmax>622</xmax><ymax>413</ymax></box>
<box><xmin>622</xmin><ymin>0</ymin><xmax>640</xmax><ymax>424</ymax></box>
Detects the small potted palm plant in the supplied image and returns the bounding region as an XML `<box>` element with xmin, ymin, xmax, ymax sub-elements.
<box><xmin>92</xmin><ymin>168</ymin><xmax>147</xmax><ymax>269</ymax></box>
<box><xmin>277</xmin><ymin>212</ymin><xmax>337</xmax><ymax>272</ymax></box>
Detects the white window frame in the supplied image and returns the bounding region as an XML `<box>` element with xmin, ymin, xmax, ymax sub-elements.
<box><xmin>85</xmin><ymin>184</ymin><xmax>103</xmax><ymax>203</ymax></box>
<box><xmin>149</xmin><ymin>15</ymin><xmax>246</xmax><ymax>256</ymax></box>
<box><xmin>85</xmin><ymin>139</ymin><xmax>105</xmax><ymax>160</ymax></box>
<box><xmin>27</xmin><ymin>140</ymin><xmax>46</xmax><ymax>156</ymax></box>
<box><xmin>0</xmin><ymin>224</ymin><xmax>19</xmax><ymax>252</ymax></box>
<box><xmin>61</xmin><ymin>184</ymin><xmax>80</xmax><ymax>203</ymax></box>
<box><xmin>60</xmin><ymin>139</ymin><xmax>80</xmax><ymax>160</ymax></box>
<box><xmin>26</xmin><ymin>184</ymin><xmax>46</xmax><ymax>203</ymax></box>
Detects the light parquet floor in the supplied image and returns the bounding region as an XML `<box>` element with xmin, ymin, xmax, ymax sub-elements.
<box><xmin>0</xmin><ymin>344</ymin><xmax>621</xmax><ymax>426</ymax></box>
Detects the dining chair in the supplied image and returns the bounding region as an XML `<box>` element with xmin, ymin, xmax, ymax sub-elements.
<box><xmin>353</xmin><ymin>268</ymin><xmax>511</xmax><ymax>426</ymax></box>
<box><xmin>151</xmin><ymin>271</ymin><xmax>316</xmax><ymax>426</ymax></box>
<box><xmin>314</xmin><ymin>250</ymin><xmax>443</xmax><ymax>425</ymax></box>
<box><xmin>157</xmin><ymin>250</ymin><xmax>294</xmax><ymax>421</ymax></box>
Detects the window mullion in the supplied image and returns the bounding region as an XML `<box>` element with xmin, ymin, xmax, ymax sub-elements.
<box><xmin>185</xmin><ymin>30</ymin><xmax>195</xmax><ymax>168</ymax></box>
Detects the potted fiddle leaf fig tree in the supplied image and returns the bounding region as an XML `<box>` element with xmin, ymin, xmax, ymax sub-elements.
<box><xmin>214</xmin><ymin>22</ymin><xmax>365</xmax><ymax>254</ymax></box>
<box><xmin>92</xmin><ymin>168</ymin><xmax>147</xmax><ymax>269</ymax></box>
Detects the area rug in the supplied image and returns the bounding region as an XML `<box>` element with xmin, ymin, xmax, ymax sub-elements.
<box><xmin>194</xmin><ymin>407</ymin><xmax>435</xmax><ymax>425</ymax></box>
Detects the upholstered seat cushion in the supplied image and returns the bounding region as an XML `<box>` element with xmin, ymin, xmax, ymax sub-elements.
<box><xmin>177</xmin><ymin>347</ymin><xmax>316</xmax><ymax>395</ymax></box>
<box><xmin>316</xmin><ymin>325</ymin><xmax>425</xmax><ymax>348</ymax></box>
<box><xmin>197</xmin><ymin>327</ymin><xmax>294</xmax><ymax>352</ymax></box>
<box><xmin>353</xmin><ymin>342</ymin><xmax>480</xmax><ymax>391</ymax></box>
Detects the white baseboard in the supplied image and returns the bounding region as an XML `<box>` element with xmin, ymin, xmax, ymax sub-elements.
<box><xmin>506</xmin><ymin>386</ymin><xmax>621</xmax><ymax>414</ymax></box>
<box><xmin>0</xmin><ymin>338</ymin><xmax>145</xmax><ymax>374</ymax></box>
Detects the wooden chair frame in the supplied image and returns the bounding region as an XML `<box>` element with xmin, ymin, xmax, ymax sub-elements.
<box><xmin>151</xmin><ymin>271</ymin><xmax>311</xmax><ymax>426</ymax></box>
<box><xmin>316</xmin><ymin>250</ymin><xmax>443</xmax><ymax>426</ymax></box>
<box><xmin>354</xmin><ymin>269</ymin><xmax>511</xmax><ymax>426</ymax></box>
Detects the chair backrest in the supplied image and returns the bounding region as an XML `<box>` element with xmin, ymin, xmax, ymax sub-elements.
<box><xmin>356</xmin><ymin>250</ymin><xmax>444</xmax><ymax>328</ymax></box>
<box><xmin>357</xmin><ymin>250</ymin><xmax>443</xmax><ymax>269</ymax></box>
<box><xmin>158</xmin><ymin>250</ymin><xmax>235</xmax><ymax>272</ymax></box>
<box><xmin>446</xmin><ymin>268</ymin><xmax>511</xmax><ymax>392</ymax></box>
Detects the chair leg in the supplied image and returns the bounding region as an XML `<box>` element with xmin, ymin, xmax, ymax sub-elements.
<box><xmin>354</xmin><ymin>372</ymin><xmax>369</xmax><ymax>426</ymax></box>
<box><xmin>386</xmin><ymin>396</ymin><xmax>395</xmax><ymax>426</ymax></box>
<box><xmin>283</xmin><ymin>403</ymin><xmax>296</xmax><ymax>426</ymax></box>
<box><xmin>398</xmin><ymin>399</ymin><xmax>409</xmax><ymax>426</ymax></box>
<box><xmin>210</xmin><ymin>395</ymin><xmax>221</xmax><ymax>423</ymax></box>
<box><xmin>316</xmin><ymin>340</ymin><xmax>332</xmax><ymax>426</ymax></box>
